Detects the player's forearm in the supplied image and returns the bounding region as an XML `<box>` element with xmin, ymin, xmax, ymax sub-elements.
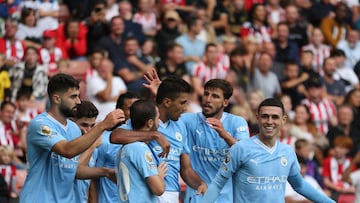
<box><xmin>289</xmin><ymin>174</ymin><xmax>335</xmax><ymax>203</ymax></box>
<box><xmin>219</xmin><ymin>132</ymin><xmax>237</xmax><ymax>146</ymax></box>
<box><xmin>110</xmin><ymin>128</ymin><xmax>154</xmax><ymax>144</ymax></box>
<box><xmin>75</xmin><ymin>166</ymin><xmax>112</xmax><ymax>179</ymax></box>
<box><xmin>78</xmin><ymin>145</ymin><xmax>96</xmax><ymax>166</ymax></box>
<box><xmin>180</xmin><ymin>167</ymin><xmax>204</xmax><ymax>189</ymax></box>
<box><xmin>88</xmin><ymin>181</ymin><xmax>98</xmax><ymax>203</ymax></box>
<box><xmin>201</xmin><ymin>174</ymin><xmax>227</xmax><ymax>203</ymax></box>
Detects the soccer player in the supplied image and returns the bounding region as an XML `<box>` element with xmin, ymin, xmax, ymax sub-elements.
<box><xmin>19</xmin><ymin>73</ymin><xmax>125</xmax><ymax>203</ymax></box>
<box><xmin>111</xmin><ymin>77</ymin><xmax>207</xmax><ymax>203</ymax></box>
<box><xmin>95</xmin><ymin>92</ymin><xmax>140</xmax><ymax>203</ymax></box>
<box><xmin>180</xmin><ymin>79</ymin><xmax>249</xmax><ymax>203</ymax></box>
<box><xmin>201</xmin><ymin>98</ymin><xmax>335</xmax><ymax>203</ymax></box>
<box><xmin>115</xmin><ymin>100</ymin><xmax>168</xmax><ymax>203</ymax></box>
<box><xmin>71</xmin><ymin>100</ymin><xmax>114</xmax><ymax>203</ymax></box>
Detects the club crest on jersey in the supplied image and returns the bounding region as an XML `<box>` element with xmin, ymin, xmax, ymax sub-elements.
<box><xmin>175</xmin><ymin>132</ymin><xmax>182</xmax><ymax>141</ymax></box>
<box><xmin>145</xmin><ymin>151</ymin><xmax>153</xmax><ymax>163</ymax></box>
<box><xmin>280</xmin><ymin>156</ymin><xmax>288</xmax><ymax>167</ymax></box>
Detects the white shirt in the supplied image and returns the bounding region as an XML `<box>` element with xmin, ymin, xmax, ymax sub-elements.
<box><xmin>350</xmin><ymin>170</ymin><xmax>360</xmax><ymax>203</ymax></box>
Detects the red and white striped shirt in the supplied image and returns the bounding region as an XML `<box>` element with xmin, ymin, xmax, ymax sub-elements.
<box><xmin>0</xmin><ymin>164</ymin><xmax>16</xmax><ymax>194</ymax></box>
<box><xmin>38</xmin><ymin>47</ymin><xmax>63</xmax><ymax>72</ymax></box>
<box><xmin>192</xmin><ymin>54</ymin><xmax>229</xmax><ymax>85</ymax></box>
<box><xmin>0</xmin><ymin>121</ymin><xmax>18</xmax><ymax>149</ymax></box>
<box><xmin>161</xmin><ymin>0</ymin><xmax>186</xmax><ymax>5</ymax></box>
<box><xmin>302</xmin><ymin>98</ymin><xmax>337</xmax><ymax>135</ymax></box>
<box><xmin>302</xmin><ymin>43</ymin><xmax>331</xmax><ymax>74</ymax></box>
<box><xmin>0</xmin><ymin>37</ymin><xmax>25</xmax><ymax>63</ymax></box>
<box><xmin>133</xmin><ymin>12</ymin><xmax>157</xmax><ymax>34</ymax></box>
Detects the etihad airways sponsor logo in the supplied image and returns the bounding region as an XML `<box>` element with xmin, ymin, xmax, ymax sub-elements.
<box><xmin>247</xmin><ymin>175</ymin><xmax>288</xmax><ymax>184</ymax></box>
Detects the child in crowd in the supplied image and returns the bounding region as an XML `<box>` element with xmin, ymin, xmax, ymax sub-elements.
<box><xmin>133</xmin><ymin>0</ymin><xmax>157</xmax><ymax>37</ymax></box>
<box><xmin>323</xmin><ymin>136</ymin><xmax>356</xmax><ymax>201</ymax></box>
<box><xmin>38</xmin><ymin>29</ymin><xmax>64</xmax><ymax>75</ymax></box>
<box><xmin>0</xmin><ymin>146</ymin><xmax>19</xmax><ymax>198</ymax></box>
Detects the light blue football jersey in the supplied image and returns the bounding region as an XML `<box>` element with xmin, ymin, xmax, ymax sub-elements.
<box><xmin>20</xmin><ymin>112</ymin><xmax>82</xmax><ymax>203</ymax></box>
<box><xmin>96</xmin><ymin>131</ymin><xmax>121</xmax><ymax>203</ymax></box>
<box><xmin>115</xmin><ymin>142</ymin><xmax>159</xmax><ymax>203</ymax></box>
<box><xmin>121</xmin><ymin>119</ymin><xmax>189</xmax><ymax>192</ymax></box>
<box><xmin>73</xmin><ymin>148</ymin><xmax>98</xmax><ymax>203</ymax></box>
<box><xmin>180</xmin><ymin>112</ymin><xmax>249</xmax><ymax>203</ymax></box>
<box><xmin>219</xmin><ymin>135</ymin><xmax>299</xmax><ymax>202</ymax></box>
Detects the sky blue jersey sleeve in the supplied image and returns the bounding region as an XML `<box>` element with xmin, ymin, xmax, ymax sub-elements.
<box><xmin>230</xmin><ymin>114</ymin><xmax>250</xmax><ymax>140</ymax></box>
<box><xmin>201</xmin><ymin>142</ymin><xmax>242</xmax><ymax>203</ymax></box>
<box><xmin>288</xmin><ymin>173</ymin><xmax>336</xmax><ymax>203</ymax></box>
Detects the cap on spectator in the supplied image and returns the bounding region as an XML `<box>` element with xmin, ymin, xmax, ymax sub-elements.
<box><xmin>43</xmin><ymin>29</ymin><xmax>56</xmax><ymax>38</ymax></box>
<box><xmin>164</xmin><ymin>10</ymin><xmax>180</xmax><ymax>21</ymax></box>
<box><xmin>223</xmin><ymin>35</ymin><xmax>237</xmax><ymax>44</ymax></box>
<box><xmin>305</xmin><ymin>77</ymin><xmax>323</xmax><ymax>89</ymax></box>
<box><xmin>331</xmin><ymin>49</ymin><xmax>346</xmax><ymax>57</ymax></box>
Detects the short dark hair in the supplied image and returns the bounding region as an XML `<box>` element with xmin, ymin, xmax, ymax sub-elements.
<box><xmin>47</xmin><ymin>73</ymin><xmax>80</xmax><ymax>99</ymax></box>
<box><xmin>205</xmin><ymin>43</ymin><xmax>217</xmax><ymax>52</ymax></box>
<box><xmin>204</xmin><ymin>79</ymin><xmax>233</xmax><ymax>100</ymax></box>
<box><xmin>186</xmin><ymin>16</ymin><xmax>199</xmax><ymax>29</ymax></box>
<box><xmin>124</xmin><ymin>36</ymin><xmax>139</xmax><ymax>44</ymax></box>
<box><xmin>0</xmin><ymin>101</ymin><xmax>15</xmax><ymax>111</ymax></box>
<box><xmin>16</xmin><ymin>88</ymin><xmax>32</xmax><ymax>100</ymax></box>
<box><xmin>167</xmin><ymin>42</ymin><xmax>183</xmax><ymax>52</ymax></box>
<box><xmin>230</xmin><ymin>46</ymin><xmax>248</xmax><ymax>57</ymax></box>
<box><xmin>73</xmin><ymin>100</ymin><xmax>99</xmax><ymax>119</ymax></box>
<box><xmin>156</xmin><ymin>77</ymin><xmax>192</xmax><ymax>104</ymax></box>
<box><xmin>130</xmin><ymin>100</ymin><xmax>157</xmax><ymax>130</ymax></box>
<box><xmin>257</xmin><ymin>98</ymin><xmax>285</xmax><ymax>115</ymax></box>
<box><xmin>116</xmin><ymin>91</ymin><xmax>140</xmax><ymax>109</ymax></box>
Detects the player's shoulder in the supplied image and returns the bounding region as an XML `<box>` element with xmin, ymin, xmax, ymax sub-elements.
<box><xmin>180</xmin><ymin>112</ymin><xmax>200</xmax><ymax>123</ymax></box>
<box><xmin>223</xmin><ymin>112</ymin><xmax>247</xmax><ymax>123</ymax></box>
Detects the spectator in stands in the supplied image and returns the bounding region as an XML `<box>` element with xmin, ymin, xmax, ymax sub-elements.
<box><xmin>273</xmin><ymin>22</ymin><xmax>300</xmax><ymax>65</ymax></box>
<box><xmin>85</xmin><ymin>0</ymin><xmax>109</xmax><ymax>56</ymax></box>
<box><xmin>195</xmin><ymin>4</ymin><xmax>216</xmax><ymax>44</ymax></box>
<box><xmin>0</xmin><ymin>146</ymin><xmax>19</xmax><ymax>199</ymax></box>
<box><xmin>249</xmin><ymin>52</ymin><xmax>281</xmax><ymax>98</ymax></box>
<box><xmin>320</xmin><ymin>2</ymin><xmax>351</xmax><ymax>48</ymax></box>
<box><xmin>263</xmin><ymin>41</ymin><xmax>286</xmax><ymax>81</ymax></box>
<box><xmin>299</xmin><ymin>50</ymin><xmax>321</xmax><ymax>81</ymax></box>
<box><xmin>158</xmin><ymin>0</ymin><xmax>194</xmax><ymax>17</ymax></box>
<box><xmin>285</xmin><ymin>155</ymin><xmax>325</xmax><ymax>202</ymax></box>
<box><xmin>97</xmin><ymin>16</ymin><xmax>126</xmax><ymax>73</ymax></box>
<box><xmin>331</xmin><ymin>49</ymin><xmax>360</xmax><ymax>92</ymax></box>
<box><xmin>84</xmin><ymin>49</ymin><xmax>105</xmax><ymax>83</ymax></box>
<box><xmin>9</xmin><ymin>47</ymin><xmax>48</xmax><ymax>102</ymax></box>
<box><xmin>302</xmin><ymin>77</ymin><xmax>337</xmax><ymax>136</ymax></box>
<box><xmin>227</xmin><ymin>0</ymin><xmax>248</xmax><ymax>36</ymax></box>
<box><xmin>320</xmin><ymin>57</ymin><xmax>346</xmax><ymax>106</ymax></box>
<box><xmin>118</xmin><ymin>0</ymin><xmax>146</xmax><ymax>44</ymax></box>
<box><xmin>155</xmin><ymin>42</ymin><xmax>189</xmax><ymax>82</ymax></box>
<box><xmin>342</xmin><ymin>151</ymin><xmax>360</xmax><ymax>203</ymax></box>
<box><xmin>15</xmin><ymin>8</ymin><xmax>43</xmax><ymax>49</ymax></box>
<box><xmin>0</xmin><ymin>53</ymin><xmax>11</xmax><ymax>103</ymax></box>
<box><xmin>38</xmin><ymin>29</ymin><xmax>64</xmax><ymax>75</ymax></box>
<box><xmin>0</xmin><ymin>101</ymin><xmax>25</xmax><ymax>167</ymax></box>
<box><xmin>155</xmin><ymin>10</ymin><xmax>181</xmax><ymax>60</ymax></box>
<box><xmin>175</xmin><ymin>16</ymin><xmax>205</xmax><ymax>74</ymax></box>
<box><xmin>291</xmin><ymin>104</ymin><xmax>320</xmax><ymax>143</ymax></box>
<box><xmin>115</xmin><ymin>37</ymin><xmax>151</xmax><ymax>95</ymax></box>
<box><xmin>0</xmin><ymin>17</ymin><xmax>25</xmax><ymax>68</ymax></box>
<box><xmin>247</xmin><ymin>89</ymin><xmax>264</xmax><ymax>135</ymax></box>
<box><xmin>56</xmin><ymin>18</ymin><xmax>88</xmax><ymax>60</ymax></box>
<box><xmin>337</xmin><ymin>28</ymin><xmax>360</xmax><ymax>69</ymax></box>
<box><xmin>265</xmin><ymin>0</ymin><xmax>285</xmax><ymax>29</ymax></box>
<box><xmin>86</xmin><ymin>59</ymin><xmax>127</xmax><ymax>122</ymax></box>
<box><xmin>208</xmin><ymin>0</ymin><xmax>229</xmax><ymax>39</ymax></box>
<box><xmin>326</xmin><ymin>105</ymin><xmax>360</xmax><ymax>157</ymax></box>
<box><xmin>344</xmin><ymin>88</ymin><xmax>360</xmax><ymax>130</ymax></box>
<box><xmin>0</xmin><ymin>0</ymin><xmax>20</xmax><ymax>19</ymax></box>
<box><xmin>36</xmin><ymin>0</ymin><xmax>60</xmax><ymax>31</ymax></box>
<box><xmin>105</xmin><ymin>0</ymin><xmax>119</xmax><ymax>21</ymax></box>
<box><xmin>285</xmin><ymin>4</ymin><xmax>309</xmax><ymax>48</ymax></box>
<box><xmin>133</xmin><ymin>0</ymin><xmax>157</xmax><ymax>37</ymax></box>
<box><xmin>280</xmin><ymin>61</ymin><xmax>307</xmax><ymax>108</ymax></box>
<box><xmin>141</xmin><ymin>38</ymin><xmax>160</xmax><ymax>65</ymax></box>
<box><xmin>192</xmin><ymin>43</ymin><xmax>229</xmax><ymax>96</ymax></box>
<box><xmin>307</xmin><ymin>0</ymin><xmax>335</xmax><ymax>27</ymax></box>
<box><xmin>240</xmin><ymin>3</ymin><xmax>272</xmax><ymax>43</ymax></box>
<box><xmin>302</xmin><ymin>28</ymin><xmax>331</xmax><ymax>73</ymax></box>
<box><xmin>323</xmin><ymin>136</ymin><xmax>355</xmax><ymax>201</ymax></box>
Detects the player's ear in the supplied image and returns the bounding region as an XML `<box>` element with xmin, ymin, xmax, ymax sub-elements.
<box><xmin>147</xmin><ymin>118</ymin><xmax>154</xmax><ymax>129</ymax></box>
<box><xmin>52</xmin><ymin>94</ymin><xmax>61</xmax><ymax>105</ymax></box>
<box><xmin>162</xmin><ymin>97</ymin><xmax>171</xmax><ymax>108</ymax></box>
<box><xmin>223</xmin><ymin>99</ymin><xmax>229</xmax><ymax>107</ymax></box>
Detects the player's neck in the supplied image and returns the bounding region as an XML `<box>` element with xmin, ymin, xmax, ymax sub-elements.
<box><xmin>258</xmin><ymin>135</ymin><xmax>277</xmax><ymax>148</ymax></box>
<box><xmin>48</xmin><ymin>109</ymin><xmax>67</xmax><ymax>126</ymax></box>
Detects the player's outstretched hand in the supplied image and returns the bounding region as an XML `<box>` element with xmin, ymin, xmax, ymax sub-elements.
<box><xmin>143</xmin><ymin>68</ymin><xmax>161</xmax><ymax>96</ymax></box>
<box><xmin>102</xmin><ymin>109</ymin><xmax>126</xmax><ymax>130</ymax></box>
<box><xmin>158</xmin><ymin>162</ymin><xmax>168</xmax><ymax>180</ymax></box>
<box><xmin>154</xmin><ymin>132</ymin><xmax>170</xmax><ymax>158</ymax></box>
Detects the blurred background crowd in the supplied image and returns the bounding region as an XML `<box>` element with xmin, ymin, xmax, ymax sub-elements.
<box><xmin>0</xmin><ymin>0</ymin><xmax>359</xmax><ymax>202</ymax></box>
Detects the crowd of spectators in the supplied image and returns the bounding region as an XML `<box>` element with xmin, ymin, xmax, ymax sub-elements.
<box><xmin>0</xmin><ymin>0</ymin><xmax>359</xmax><ymax>202</ymax></box>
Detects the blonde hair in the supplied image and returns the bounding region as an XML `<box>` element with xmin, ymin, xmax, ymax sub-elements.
<box><xmin>0</xmin><ymin>146</ymin><xmax>15</xmax><ymax>161</ymax></box>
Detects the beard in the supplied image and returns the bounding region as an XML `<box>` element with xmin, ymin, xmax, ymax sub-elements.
<box><xmin>59</xmin><ymin>103</ymin><xmax>77</xmax><ymax>118</ymax></box>
<box><xmin>202</xmin><ymin>105</ymin><xmax>223</xmax><ymax>118</ymax></box>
